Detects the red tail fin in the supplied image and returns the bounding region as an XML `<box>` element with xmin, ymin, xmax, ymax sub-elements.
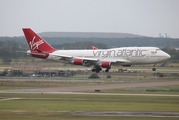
<box><xmin>22</xmin><ymin>28</ymin><xmax>56</xmax><ymax>53</ymax></box>
<box><xmin>91</xmin><ymin>46</ymin><xmax>98</xmax><ymax>50</ymax></box>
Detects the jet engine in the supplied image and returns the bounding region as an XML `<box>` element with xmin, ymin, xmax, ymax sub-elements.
<box><xmin>72</xmin><ymin>58</ymin><xmax>84</xmax><ymax>65</ymax></box>
<box><xmin>100</xmin><ymin>62</ymin><xmax>111</xmax><ymax>68</ymax></box>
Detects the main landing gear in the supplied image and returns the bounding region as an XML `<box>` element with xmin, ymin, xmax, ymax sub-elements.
<box><xmin>92</xmin><ymin>65</ymin><xmax>102</xmax><ymax>73</ymax></box>
<box><xmin>105</xmin><ymin>68</ymin><xmax>110</xmax><ymax>72</ymax></box>
<box><xmin>92</xmin><ymin>65</ymin><xmax>110</xmax><ymax>73</ymax></box>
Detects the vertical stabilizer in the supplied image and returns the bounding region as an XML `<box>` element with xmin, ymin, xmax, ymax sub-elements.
<box><xmin>22</xmin><ymin>28</ymin><xmax>56</xmax><ymax>53</ymax></box>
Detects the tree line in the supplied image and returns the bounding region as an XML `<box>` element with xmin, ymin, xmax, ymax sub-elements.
<box><xmin>1</xmin><ymin>36</ymin><xmax>179</xmax><ymax>47</ymax></box>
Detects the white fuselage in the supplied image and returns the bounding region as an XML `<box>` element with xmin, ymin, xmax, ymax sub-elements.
<box><xmin>48</xmin><ymin>47</ymin><xmax>170</xmax><ymax>65</ymax></box>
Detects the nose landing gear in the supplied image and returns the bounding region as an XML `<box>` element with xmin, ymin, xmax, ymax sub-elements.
<box><xmin>152</xmin><ymin>64</ymin><xmax>156</xmax><ymax>71</ymax></box>
<box><xmin>152</xmin><ymin>68</ymin><xmax>156</xmax><ymax>71</ymax></box>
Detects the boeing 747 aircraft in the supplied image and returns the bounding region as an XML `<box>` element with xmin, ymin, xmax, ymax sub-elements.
<box><xmin>22</xmin><ymin>28</ymin><xmax>171</xmax><ymax>73</ymax></box>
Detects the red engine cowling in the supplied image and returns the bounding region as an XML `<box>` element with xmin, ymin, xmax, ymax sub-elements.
<box><xmin>73</xmin><ymin>59</ymin><xmax>84</xmax><ymax>65</ymax></box>
<box><xmin>101</xmin><ymin>62</ymin><xmax>111</xmax><ymax>68</ymax></box>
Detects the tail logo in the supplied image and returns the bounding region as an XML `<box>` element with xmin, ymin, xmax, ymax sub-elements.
<box><xmin>29</xmin><ymin>36</ymin><xmax>44</xmax><ymax>50</ymax></box>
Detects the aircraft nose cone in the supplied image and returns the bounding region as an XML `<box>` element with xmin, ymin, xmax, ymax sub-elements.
<box><xmin>166</xmin><ymin>53</ymin><xmax>171</xmax><ymax>59</ymax></box>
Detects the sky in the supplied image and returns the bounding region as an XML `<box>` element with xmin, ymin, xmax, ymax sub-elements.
<box><xmin>0</xmin><ymin>0</ymin><xmax>179</xmax><ymax>38</ymax></box>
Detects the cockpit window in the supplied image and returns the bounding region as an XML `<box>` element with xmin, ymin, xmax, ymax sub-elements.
<box><xmin>156</xmin><ymin>49</ymin><xmax>161</xmax><ymax>51</ymax></box>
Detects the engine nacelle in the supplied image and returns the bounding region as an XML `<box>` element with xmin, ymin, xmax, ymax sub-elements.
<box><xmin>73</xmin><ymin>58</ymin><xmax>84</xmax><ymax>65</ymax></box>
<box><xmin>101</xmin><ymin>62</ymin><xmax>111</xmax><ymax>68</ymax></box>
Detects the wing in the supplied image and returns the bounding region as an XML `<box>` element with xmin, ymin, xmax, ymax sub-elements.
<box><xmin>50</xmin><ymin>53</ymin><xmax>97</xmax><ymax>61</ymax></box>
<box><xmin>50</xmin><ymin>53</ymin><xmax>131</xmax><ymax>66</ymax></box>
<box><xmin>50</xmin><ymin>53</ymin><xmax>98</xmax><ymax>66</ymax></box>
<box><xmin>16</xmin><ymin>50</ymin><xmax>48</xmax><ymax>57</ymax></box>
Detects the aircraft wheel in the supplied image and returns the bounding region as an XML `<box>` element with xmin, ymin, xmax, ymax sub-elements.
<box><xmin>105</xmin><ymin>68</ymin><xmax>109</xmax><ymax>72</ymax></box>
<box><xmin>96</xmin><ymin>67</ymin><xmax>102</xmax><ymax>73</ymax></box>
<box><xmin>152</xmin><ymin>68</ymin><xmax>156</xmax><ymax>71</ymax></box>
<box><xmin>92</xmin><ymin>66</ymin><xmax>102</xmax><ymax>73</ymax></box>
<box><xmin>92</xmin><ymin>69</ymin><xmax>95</xmax><ymax>72</ymax></box>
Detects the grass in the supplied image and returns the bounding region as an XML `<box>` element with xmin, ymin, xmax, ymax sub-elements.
<box><xmin>0</xmin><ymin>113</ymin><xmax>178</xmax><ymax>120</ymax></box>
<box><xmin>0</xmin><ymin>93</ymin><xmax>179</xmax><ymax>120</ymax></box>
<box><xmin>0</xmin><ymin>80</ymin><xmax>111</xmax><ymax>90</ymax></box>
<box><xmin>0</xmin><ymin>80</ymin><xmax>179</xmax><ymax>119</ymax></box>
<box><xmin>87</xmin><ymin>85</ymin><xmax>179</xmax><ymax>94</ymax></box>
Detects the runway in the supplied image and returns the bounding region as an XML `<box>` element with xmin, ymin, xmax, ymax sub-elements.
<box><xmin>73</xmin><ymin>112</ymin><xmax>179</xmax><ymax>117</ymax></box>
<box><xmin>0</xmin><ymin>80</ymin><xmax>179</xmax><ymax>95</ymax></box>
